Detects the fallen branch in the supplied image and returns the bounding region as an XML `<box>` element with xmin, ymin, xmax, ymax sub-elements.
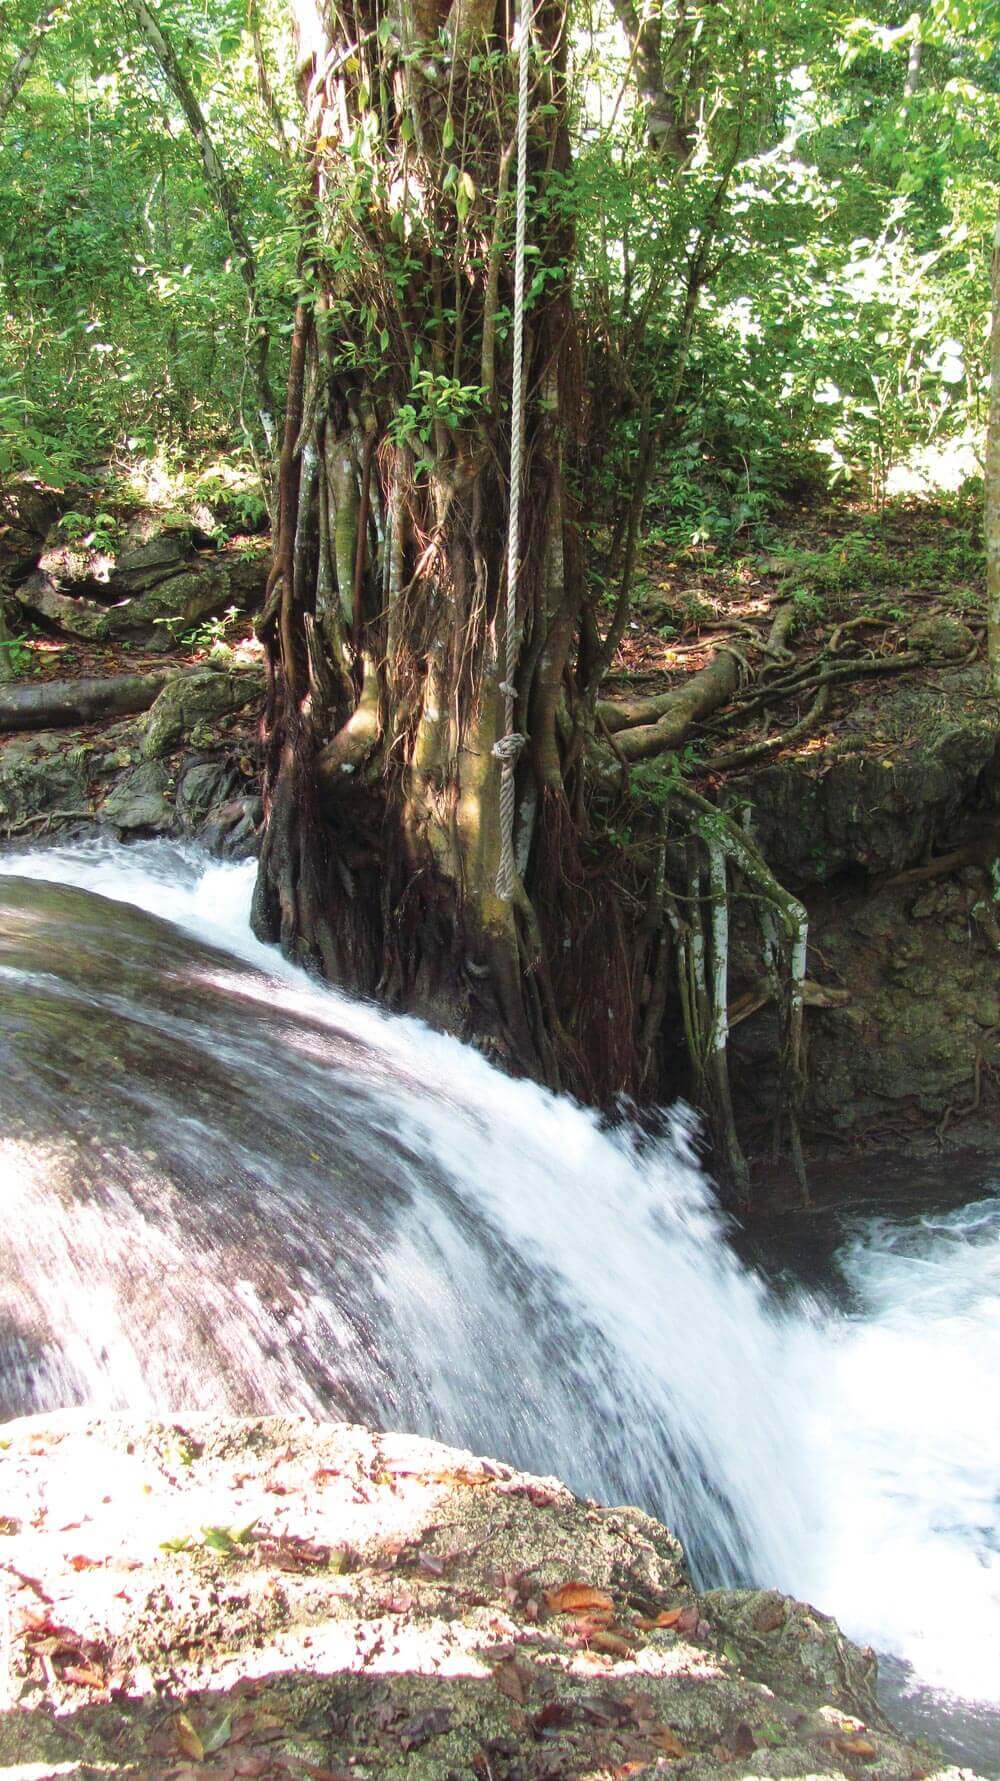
<box><xmin>884</xmin><ymin>835</ymin><xmax>1000</xmax><ymax>888</ymax></box>
<box><xmin>0</xmin><ymin>669</ymin><xmax>180</xmax><ymax>732</ymax></box>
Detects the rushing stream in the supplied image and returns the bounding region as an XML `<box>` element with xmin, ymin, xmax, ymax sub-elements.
<box><xmin>1</xmin><ymin>840</ymin><xmax>998</xmax><ymax>1771</ymax></box>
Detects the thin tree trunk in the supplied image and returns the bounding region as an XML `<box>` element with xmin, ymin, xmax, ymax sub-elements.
<box><xmin>988</xmin><ymin>201</ymin><xmax>1000</xmax><ymax>697</ymax></box>
<box><xmin>0</xmin><ymin>0</ymin><xmax>59</xmax><ymax>131</ymax></box>
<box><xmin>0</xmin><ymin>604</ymin><xmax>17</xmax><ymax>682</ymax></box>
<box><xmin>128</xmin><ymin>0</ymin><xmax>275</xmax><ymax>465</ymax></box>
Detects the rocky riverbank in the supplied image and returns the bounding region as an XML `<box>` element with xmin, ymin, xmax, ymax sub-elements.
<box><xmin>0</xmin><ymin>1413</ymin><xmax>981</xmax><ymax>1780</ymax></box>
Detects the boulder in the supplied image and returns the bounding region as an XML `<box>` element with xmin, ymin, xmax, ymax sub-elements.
<box><xmin>735</xmin><ymin>667</ymin><xmax>999</xmax><ymax>883</ymax></box>
<box><xmin>0</xmin><ymin>731</ymin><xmax>90</xmax><ymax>834</ymax></box>
<box><xmin>909</xmin><ymin>612</ymin><xmax>976</xmax><ymax>660</ymax></box>
<box><xmin>141</xmin><ymin>665</ymin><xmax>262</xmax><ymax>758</ymax></box>
<box><xmin>99</xmin><ymin>760</ymin><xmax>174</xmax><ymax>832</ymax></box>
<box><xmin>112</xmin><ymin>527</ymin><xmax>193</xmax><ymax>588</ymax></box>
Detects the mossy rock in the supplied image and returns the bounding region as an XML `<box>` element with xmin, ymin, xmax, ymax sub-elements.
<box><xmin>141</xmin><ymin>666</ymin><xmax>262</xmax><ymax>758</ymax></box>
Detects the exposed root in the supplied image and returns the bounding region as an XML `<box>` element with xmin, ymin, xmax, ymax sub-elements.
<box><xmin>704</xmin><ymin>684</ymin><xmax>830</xmax><ymax>774</ymax></box>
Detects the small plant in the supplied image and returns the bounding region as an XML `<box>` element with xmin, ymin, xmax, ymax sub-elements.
<box><xmin>790</xmin><ymin>585</ymin><xmax>826</xmax><ymax>622</ymax></box>
<box><xmin>154</xmin><ymin>605</ymin><xmax>242</xmax><ymax>654</ymax></box>
<box><xmin>629</xmin><ymin>743</ymin><xmax>704</xmax><ymax>801</ymax></box>
<box><xmin>58</xmin><ymin>509</ymin><xmax>118</xmax><ymax>554</ymax></box>
<box><xmin>0</xmin><ymin>636</ymin><xmax>33</xmax><ymax>674</ymax></box>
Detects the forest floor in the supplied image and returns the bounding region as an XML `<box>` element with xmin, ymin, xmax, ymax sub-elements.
<box><xmin>604</xmin><ymin>491</ymin><xmax>985</xmax><ymax>781</ymax></box>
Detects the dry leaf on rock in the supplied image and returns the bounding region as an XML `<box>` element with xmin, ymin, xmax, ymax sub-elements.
<box><xmin>545</xmin><ymin>1581</ymin><xmax>615</xmax><ymax>1617</ymax></box>
<box><xmin>494</xmin><ymin>1657</ymin><xmax>531</xmax><ymax>1703</ymax></box>
<box><xmin>650</xmin><ymin>1726</ymin><xmax>687</xmax><ymax>1757</ymax></box>
<box><xmin>174</xmin><ymin>1712</ymin><xmax>205</xmax><ymax>1762</ymax></box>
<box><xmin>636</xmin><ymin>1607</ymin><xmax>684</xmax><ymax>1630</ymax></box>
<box><xmin>588</xmin><ymin>1628</ymin><xmax>632</xmax><ymax>1657</ymax></box>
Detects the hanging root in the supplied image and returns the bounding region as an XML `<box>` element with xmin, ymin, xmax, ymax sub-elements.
<box><xmin>639</xmin><ymin>780</ymin><xmax>809</xmax><ymax>1202</ymax></box>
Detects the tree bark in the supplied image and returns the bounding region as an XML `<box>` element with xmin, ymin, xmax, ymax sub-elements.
<box><xmin>0</xmin><ymin>669</ymin><xmax>179</xmax><ymax>730</ymax></box>
<box><xmin>988</xmin><ymin>200</ymin><xmax>1000</xmax><ymax>697</ymax></box>
<box><xmin>253</xmin><ymin>0</ymin><xmax>651</xmax><ymax>1102</ymax></box>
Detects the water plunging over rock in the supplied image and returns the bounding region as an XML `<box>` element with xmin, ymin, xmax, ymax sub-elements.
<box><xmin>0</xmin><ymin>845</ymin><xmax>998</xmax><ymax>1772</ymax></box>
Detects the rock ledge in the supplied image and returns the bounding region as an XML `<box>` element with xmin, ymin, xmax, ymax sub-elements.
<box><xmin>0</xmin><ymin>1414</ymin><xmax>979</xmax><ymax>1779</ymax></box>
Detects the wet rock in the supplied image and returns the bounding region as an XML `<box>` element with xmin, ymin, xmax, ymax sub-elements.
<box><xmin>142</xmin><ymin>666</ymin><xmax>262</xmax><ymax>758</ymax></box>
<box><xmin>175</xmin><ymin>756</ymin><xmax>242</xmax><ymax>824</ymax></box>
<box><xmin>200</xmin><ymin>793</ymin><xmax>263</xmax><ymax>857</ymax></box>
<box><xmin>99</xmin><ymin>760</ymin><xmax>174</xmax><ymax>833</ymax></box>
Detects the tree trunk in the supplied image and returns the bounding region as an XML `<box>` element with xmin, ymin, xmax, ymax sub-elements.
<box><xmin>253</xmin><ymin>0</ymin><xmax>648</xmax><ymax>1100</ymax></box>
<box><xmin>0</xmin><ymin>0</ymin><xmax>59</xmax><ymax>132</ymax></box>
<box><xmin>988</xmin><ymin>200</ymin><xmax>1000</xmax><ymax>697</ymax></box>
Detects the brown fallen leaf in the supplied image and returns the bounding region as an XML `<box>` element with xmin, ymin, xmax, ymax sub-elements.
<box><xmin>68</xmin><ymin>1554</ymin><xmax>101</xmax><ymax>1571</ymax></box>
<box><xmin>835</xmin><ymin>1736</ymin><xmax>877</xmax><ymax>1757</ymax></box>
<box><xmin>636</xmin><ymin>1607</ymin><xmax>684</xmax><ymax>1630</ymax></box>
<box><xmin>61</xmin><ymin>1662</ymin><xmax>106</xmax><ymax>1689</ymax></box>
<box><xmin>256</xmin><ymin>1533</ymin><xmax>331</xmax><ymax>1571</ymax></box>
<box><xmin>650</xmin><ymin>1727</ymin><xmax>687</xmax><ymax>1758</ymax></box>
<box><xmin>174</xmin><ymin>1713</ymin><xmax>205</xmax><ymax>1763</ymax></box>
<box><xmin>753</xmin><ymin>1595</ymin><xmax>787</xmax><ymax>1634</ymax></box>
<box><xmin>588</xmin><ymin>1628</ymin><xmax>632</xmax><ymax>1658</ymax></box>
<box><xmin>494</xmin><ymin>1658</ymin><xmax>530</xmax><ymax>1703</ymax></box>
<box><xmin>729</xmin><ymin>1722</ymin><xmax>756</xmax><ymax>1757</ymax></box>
<box><xmin>532</xmin><ymin>1700</ymin><xmax>577</xmax><ymax>1734</ymax></box>
<box><xmin>545</xmin><ymin>1581</ymin><xmax>615</xmax><ymax>1617</ymax></box>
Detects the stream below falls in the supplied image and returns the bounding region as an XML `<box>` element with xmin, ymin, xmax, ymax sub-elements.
<box><xmin>0</xmin><ymin>840</ymin><xmax>998</xmax><ymax>1772</ymax></box>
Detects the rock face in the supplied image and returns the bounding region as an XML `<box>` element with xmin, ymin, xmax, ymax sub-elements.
<box><xmin>731</xmin><ymin>666</ymin><xmax>1000</xmax><ymax>1153</ymax></box>
<box><xmin>0</xmin><ymin>663</ymin><xmax>264</xmax><ymax>850</ymax></box>
<box><xmin>0</xmin><ymin>1414</ymin><xmax>976</xmax><ymax>1780</ymax></box>
<box><xmin>735</xmin><ymin>669</ymin><xmax>998</xmax><ymax>885</ymax></box>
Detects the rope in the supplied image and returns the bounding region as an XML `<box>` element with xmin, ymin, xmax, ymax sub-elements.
<box><xmin>493</xmin><ymin>0</ymin><xmax>531</xmax><ymax>902</ymax></box>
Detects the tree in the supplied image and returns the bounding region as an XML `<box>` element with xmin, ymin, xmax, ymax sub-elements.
<box><xmin>127</xmin><ymin>0</ymin><xmax>276</xmax><ymax>475</ymax></box>
<box><xmin>989</xmin><ymin>200</ymin><xmax>1000</xmax><ymax>694</ymax></box>
<box><xmin>0</xmin><ymin>0</ymin><xmax>60</xmax><ymax>132</ymax></box>
<box><xmin>254</xmin><ymin>0</ymin><xmax>629</xmax><ymax>1097</ymax></box>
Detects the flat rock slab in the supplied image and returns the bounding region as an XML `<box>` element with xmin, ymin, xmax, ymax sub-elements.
<box><xmin>0</xmin><ymin>1414</ymin><xmax>976</xmax><ymax>1779</ymax></box>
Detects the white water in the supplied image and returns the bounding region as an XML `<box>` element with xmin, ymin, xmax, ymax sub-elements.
<box><xmin>1</xmin><ymin>839</ymin><xmax>998</xmax><ymax>1757</ymax></box>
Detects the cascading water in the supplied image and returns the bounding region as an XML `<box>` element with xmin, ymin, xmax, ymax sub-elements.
<box><xmin>1</xmin><ymin>840</ymin><xmax>998</xmax><ymax>1770</ymax></box>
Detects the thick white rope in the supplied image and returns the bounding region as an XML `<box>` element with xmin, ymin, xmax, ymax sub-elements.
<box><xmin>494</xmin><ymin>0</ymin><xmax>531</xmax><ymax>901</ymax></box>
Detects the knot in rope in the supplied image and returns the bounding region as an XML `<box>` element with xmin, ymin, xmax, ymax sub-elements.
<box><xmin>492</xmin><ymin>731</ymin><xmax>527</xmax><ymax>765</ymax></box>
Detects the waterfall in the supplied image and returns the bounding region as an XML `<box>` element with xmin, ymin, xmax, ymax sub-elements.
<box><xmin>1</xmin><ymin>839</ymin><xmax>998</xmax><ymax>1764</ymax></box>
